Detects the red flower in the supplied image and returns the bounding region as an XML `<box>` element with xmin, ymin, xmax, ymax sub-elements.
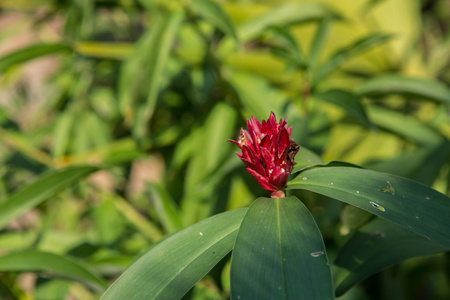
<box><xmin>228</xmin><ymin>112</ymin><xmax>299</xmax><ymax>198</ymax></box>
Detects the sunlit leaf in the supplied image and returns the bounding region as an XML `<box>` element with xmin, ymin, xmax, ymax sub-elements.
<box><xmin>190</xmin><ymin>0</ymin><xmax>238</xmax><ymax>41</ymax></box>
<box><xmin>335</xmin><ymin>218</ymin><xmax>447</xmax><ymax>296</ymax></box>
<box><xmin>230</xmin><ymin>196</ymin><xmax>334</xmax><ymax>300</ymax></box>
<box><xmin>238</xmin><ymin>2</ymin><xmax>340</xmax><ymax>42</ymax></box>
<box><xmin>100</xmin><ymin>209</ymin><xmax>247</xmax><ymax>300</ymax></box>
<box><xmin>311</xmin><ymin>33</ymin><xmax>392</xmax><ymax>86</ymax></box>
<box><xmin>357</xmin><ymin>74</ymin><xmax>450</xmax><ymax>104</ymax></box>
<box><xmin>0</xmin><ymin>250</ymin><xmax>107</xmax><ymax>292</ymax></box>
<box><xmin>287</xmin><ymin>167</ymin><xmax>450</xmax><ymax>249</ymax></box>
<box><xmin>0</xmin><ymin>166</ymin><xmax>98</xmax><ymax>230</ymax></box>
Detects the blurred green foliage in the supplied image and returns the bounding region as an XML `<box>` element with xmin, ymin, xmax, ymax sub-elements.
<box><xmin>0</xmin><ymin>0</ymin><xmax>449</xmax><ymax>299</ymax></box>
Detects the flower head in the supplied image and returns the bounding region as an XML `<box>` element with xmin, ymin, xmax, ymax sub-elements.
<box><xmin>228</xmin><ymin>112</ymin><xmax>299</xmax><ymax>198</ymax></box>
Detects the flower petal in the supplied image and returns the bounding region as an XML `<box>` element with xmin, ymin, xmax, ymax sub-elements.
<box><xmin>246</xmin><ymin>167</ymin><xmax>277</xmax><ymax>192</ymax></box>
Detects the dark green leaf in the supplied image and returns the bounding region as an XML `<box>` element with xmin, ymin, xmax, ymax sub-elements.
<box><xmin>357</xmin><ymin>74</ymin><xmax>450</xmax><ymax>104</ymax></box>
<box><xmin>100</xmin><ymin>209</ymin><xmax>247</xmax><ymax>300</ymax></box>
<box><xmin>314</xmin><ymin>89</ymin><xmax>372</xmax><ymax>128</ymax></box>
<box><xmin>230</xmin><ymin>196</ymin><xmax>334</xmax><ymax>300</ymax></box>
<box><xmin>118</xmin><ymin>11</ymin><xmax>184</xmax><ymax>137</ymax></box>
<box><xmin>0</xmin><ymin>250</ymin><xmax>107</xmax><ymax>292</ymax></box>
<box><xmin>287</xmin><ymin>167</ymin><xmax>450</xmax><ymax>249</ymax></box>
<box><xmin>335</xmin><ymin>218</ymin><xmax>447</xmax><ymax>296</ymax></box>
<box><xmin>0</xmin><ymin>44</ymin><xmax>71</xmax><ymax>73</ymax></box>
<box><xmin>0</xmin><ymin>166</ymin><xmax>98</xmax><ymax>230</ymax></box>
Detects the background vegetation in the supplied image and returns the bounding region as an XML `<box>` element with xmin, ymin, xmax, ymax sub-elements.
<box><xmin>0</xmin><ymin>0</ymin><xmax>449</xmax><ymax>299</ymax></box>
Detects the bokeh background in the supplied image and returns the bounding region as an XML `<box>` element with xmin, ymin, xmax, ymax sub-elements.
<box><xmin>0</xmin><ymin>0</ymin><xmax>449</xmax><ymax>299</ymax></box>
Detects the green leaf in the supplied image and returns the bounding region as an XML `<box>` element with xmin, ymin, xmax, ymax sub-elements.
<box><xmin>287</xmin><ymin>167</ymin><xmax>450</xmax><ymax>249</ymax></box>
<box><xmin>190</xmin><ymin>0</ymin><xmax>238</xmax><ymax>42</ymax></box>
<box><xmin>0</xmin><ymin>43</ymin><xmax>71</xmax><ymax>73</ymax></box>
<box><xmin>314</xmin><ymin>89</ymin><xmax>372</xmax><ymax>128</ymax></box>
<box><xmin>356</xmin><ymin>74</ymin><xmax>450</xmax><ymax>104</ymax></box>
<box><xmin>238</xmin><ymin>2</ymin><xmax>340</xmax><ymax>42</ymax></box>
<box><xmin>227</xmin><ymin>72</ymin><xmax>285</xmax><ymax>120</ymax></box>
<box><xmin>367</xmin><ymin>106</ymin><xmax>444</xmax><ymax>146</ymax></box>
<box><xmin>118</xmin><ymin>10</ymin><xmax>184</xmax><ymax>137</ymax></box>
<box><xmin>0</xmin><ymin>250</ymin><xmax>107</xmax><ymax>292</ymax></box>
<box><xmin>147</xmin><ymin>182</ymin><xmax>183</xmax><ymax>233</ymax></box>
<box><xmin>100</xmin><ymin>208</ymin><xmax>247</xmax><ymax>300</ymax></box>
<box><xmin>0</xmin><ymin>166</ymin><xmax>98</xmax><ymax>230</ymax></box>
<box><xmin>311</xmin><ymin>33</ymin><xmax>392</xmax><ymax>86</ymax></box>
<box><xmin>230</xmin><ymin>196</ymin><xmax>334</xmax><ymax>300</ymax></box>
<box><xmin>334</xmin><ymin>218</ymin><xmax>447</xmax><ymax>296</ymax></box>
<box><xmin>291</xmin><ymin>146</ymin><xmax>324</xmax><ymax>174</ymax></box>
<box><xmin>308</xmin><ymin>17</ymin><xmax>332</xmax><ymax>69</ymax></box>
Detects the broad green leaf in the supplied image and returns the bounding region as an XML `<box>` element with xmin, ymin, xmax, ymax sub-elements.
<box><xmin>100</xmin><ymin>209</ymin><xmax>247</xmax><ymax>300</ymax></box>
<box><xmin>238</xmin><ymin>2</ymin><xmax>340</xmax><ymax>42</ymax></box>
<box><xmin>0</xmin><ymin>166</ymin><xmax>98</xmax><ymax>230</ymax></box>
<box><xmin>356</xmin><ymin>74</ymin><xmax>450</xmax><ymax>104</ymax></box>
<box><xmin>230</xmin><ymin>196</ymin><xmax>334</xmax><ymax>300</ymax></box>
<box><xmin>311</xmin><ymin>33</ymin><xmax>392</xmax><ymax>87</ymax></box>
<box><xmin>0</xmin><ymin>44</ymin><xmax>71</xmax><ymax>73</ymax></box>
<box><xmin>313</xmin><ymin>89</ymin><xmax>372</xmax><ymax>128</ymax></box>
<box><xmin>287</xmin><ymin>167</ymin><xmax>450</xmax><ymax>249</ymax></box>
<box><xmin>190</xmin><ymin>0</ymin><xmax>238</xmax><ymax>41</ymax></box>
<box><xmin>0</xmin><ymin>250</ymin><xmax>107</xmax><ymax>292</ymax></box>
<box><xmin>367</xmin><ymin>106</ymin><xmax>444</xmax><ymax>146</ymax></box>
<box><xmin>335</xmin><ymin>218</ymin><xmax>447</xmax><ymax>296</ymax></box>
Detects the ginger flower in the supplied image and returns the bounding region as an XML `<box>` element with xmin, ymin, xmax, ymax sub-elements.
<box><xmin>228</xmin><ymin>112</ymin><xmax>299</xmax><ymax>198</ymax></box>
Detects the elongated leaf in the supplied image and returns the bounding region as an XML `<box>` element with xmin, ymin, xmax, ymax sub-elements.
<box><xmin>118</xmin><ymin>11</ymin><xmax>184</xmax><ymax>136</ymax></box>
<box><xmin>335</xmin><ymin>218</ymin><xmax>447</xmax><ymax>296</ymax></box>
<box><xmin>308</xmin><ymin>18</ymin><xmax>331</xmax><ymax>69</ymax></box>
<box><xmin>238</xmin><ymin>2</ymin><xmax>340</xmax><ymax>42</ymax></box>
<box><xmin>227</xmin><ymin>72</ymin><xmax>285</xmax><ymax>120</ymax></box>
<box><xmin>314</xmin><ymin>89</ymin><xmax>372</xmax><ymax>128</ymax></box>
<box><xmin>0</xmin><ymin>44</ymin><xmax>71</xmax><ymax>72</ymax></box>
<box><xmin>368</xmin><ymin>106</ymin><xmax>444</xmax><ymax>146</ymax></box>
<box><xmin>101</xmin><ymin>209</ymin><xmax>247</xmax><ymax>300</ymax></box>
<box><xmin>356</xmin><ymin>74</ymin><xmax>450</xmax><ymax>104</ymax></box>
<box><xmin>0</xmin><ymin>166</ymin><xmax>98</xmax><ymax>230</ymax></box>
<box><xmin>190</xmin><ymin>0</ymin><xmax>238</xmax><ymax>41</ymax></box>
<box><xmin>147</xmin><ymin>182</ymin><xmax>183</xmax><ymax>233</ymax></box>
<box><xmin>0</xmin><ymin>250</ymin><xmax>107</xmax><ymax>292</ymax></box>
<box><xmin>311</xmin><ymin>33</ymin><xmax>392</xmax><ymax>86</ymax></box>
<box><xmin>230</xmin><ymin>196</ymin><xmax>334</xmax><ymax>300</ymax></box>
<box><xmin>287</xmin><ymin>167</ymin><xmax>450</xmax><ymax>249</ymax></box>
<box><xmin>74</xmin><ymin>42</ymin><xmax>132</xmax><ymax>59</ymax></box>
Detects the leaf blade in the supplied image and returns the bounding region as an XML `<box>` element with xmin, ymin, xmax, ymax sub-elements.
<box><xmin>0</xmin><ymin>166</ymin><xmax>98</xmax><ymax>230</ymax></box>
<box><xmin>287</xmin><ymin>167</ymin><xmax>450</xmax><ymax>249</ymax></box>
<box><xmin>334</xmin><ymin>218</ymin><xmax>447</xmax><ymax>296</ymax></box>
<box><xmin>100</xmin><ymin>209</ymin><xmax>247</xmax><ymax>300</ymax></box>
<box><xmin>230</xmin><ymin>196</ymin><xmax>334</xmax><ymax>300</ymax></box>
<box><xmin>0</xmin><ymin>250</ymin><xmax>107</xmax><ymax>292</ymax></box>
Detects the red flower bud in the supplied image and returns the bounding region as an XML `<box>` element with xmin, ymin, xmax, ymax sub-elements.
<box><xmin>228</xmin><ymin>112</ymin><xmax>299</xmax><ymax>198</ymax></box>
